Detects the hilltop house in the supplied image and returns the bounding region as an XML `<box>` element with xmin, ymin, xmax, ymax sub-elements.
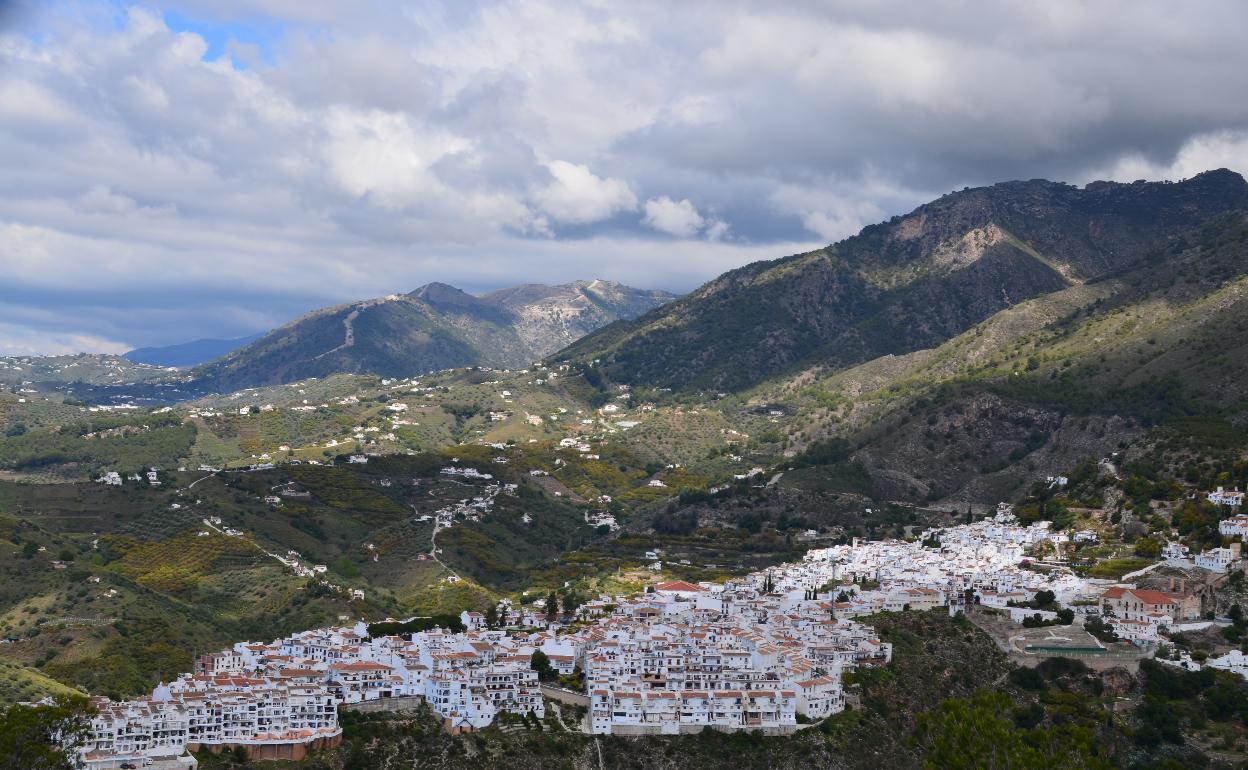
<box><xmin>1207</xmin><ymin>486</ymin><xmax>1245</xmax><ymax>507</ymax></box>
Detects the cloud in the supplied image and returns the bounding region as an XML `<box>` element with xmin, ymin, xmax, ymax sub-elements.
<box><xmin>0</xmin><ymin>322</ymin><xmax>131</xmax><ymax>357</ymax></box>
<box><xmin>641</xmin><ymin>196</ymin><xmax>704</xmax><ymax>238</ymax></box>
<box><xmin>532</xmin><ymin>160</ymin><xmax>637</xmax><ymax>226</ymax></box>
<box><xmin>768</xmin><ymin>182</ymin><xmax>895</xmax><ymax>243</ymax></box>
<box><xmin>1083</xmin><ymin>130</ymin><xmax>1248</xmax><ymax>184</ymax></box>
<box><xmin>3</xmin><ymin>1</ymin><xmax>1248</xmax><ymax>352</ymax></box>
<box><xmin>322</xmin><ymin>108</ymin><xmax>472</xmax><ymax>208</ymax></box>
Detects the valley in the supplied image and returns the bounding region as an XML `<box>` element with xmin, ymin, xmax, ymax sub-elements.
<box><xmin>3</xmin><ymin>173</ymin><xmax>1248</xmax><ymax>769</ymax></box>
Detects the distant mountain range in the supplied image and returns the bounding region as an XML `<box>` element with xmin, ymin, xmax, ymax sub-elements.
<box><xmin>190</xmin><ymin>279</ymin><xmax>675</xmax><ymax>392</ymax></box>
<box><xmin>124</xmin><ymin>334</ymin><xmax>265</xmax><ymax>368</ymax></box>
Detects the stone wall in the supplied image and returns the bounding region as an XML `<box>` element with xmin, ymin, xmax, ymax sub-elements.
<box><xmin>341</xmin><ymin>695</ymin><xmax>427</xmax><ymax>714</ymax></box>
<box><xmin>188</xmin><ymin>734</ymin><xmax>341</xmax><ymax>761</ymax></box>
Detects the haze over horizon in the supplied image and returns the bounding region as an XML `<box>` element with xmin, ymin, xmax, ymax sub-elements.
<box><xmin>5</xmin><ymin>0</ymin><xmax>1248</xmax><ymax>354</ymax></box>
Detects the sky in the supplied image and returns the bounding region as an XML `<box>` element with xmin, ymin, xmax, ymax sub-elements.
<box><xmin>4</xmin><ymin>1</ymin><xmax>1248</xmax><ymax>354</ymax></box>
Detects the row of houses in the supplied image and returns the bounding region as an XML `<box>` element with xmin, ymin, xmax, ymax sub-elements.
<box><xmin>82</xmin><ymin>676</ymin><xmax>340</xmax><ymax>769</ymax></box>
<box><xmin>566</xmin><ymin>581</ymin><xmax>890</xmax><ymax>734</ymax></box>
<box><xmin>795</xmin><ymin>512</ymin><xmax>1096</xmax><ymax>606</ymax></box>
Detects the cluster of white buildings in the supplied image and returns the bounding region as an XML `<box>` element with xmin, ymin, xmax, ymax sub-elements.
<box><xmin>795</xmin><ymin>513</ymin><xmax>1097</xmax><ymax>612</ymax></box>
<box><xmin>79</xmin><ymin>621</ymin><xmax>547</xmax><ymax>768</ymax></box>
<box><xmin>1218</xmin><ymin>514</ymin><xmax>1248</xmax><ymax>538</ymax></box>
<box><xmin>73</xmin><ymin>501</ymin><xmax>1248</xmax><ymax>765</ymax></box>
<box><xmin>82</xmin><ymin>674</ymin><xmax>340</xmax><ymax>769</ymax></box>
<box><xmin>574</xmin><ymin>580</ymin><xmax>886</xmax><ymax>735</ymax></box>
<box><xmin>1159</xmin><ymin>649</ymin><xmax>1248</xmax><ymax>681</ymax></box>
<box><xmin>427</xmin><ymin>470</ymin><xmax>517</xmax><ymax>527</ymax></box>
<box><xmin>95</xmin><ymin>468</ymin><xmax>161</xmax><ymax>487</ymax></box>
<box><xmin>76</xmin><ymin>564</ymin><xmax>902</xmax><ymax>762</ymax></box>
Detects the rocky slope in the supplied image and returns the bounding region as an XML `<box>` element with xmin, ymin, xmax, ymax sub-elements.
<box><xmin>190</xmin><ymin>280</ymin><xmax>674</xmax><ymax>392</ymax></box>
<box><xmin>551</xmin><ymin>170</ymin><xmax>1248</xmax><ymax>509</ymax></box>
<box><xmin>558</xmin><ymin>169</ymin><xmax>1248</xmax><ymax>393</ymax></box>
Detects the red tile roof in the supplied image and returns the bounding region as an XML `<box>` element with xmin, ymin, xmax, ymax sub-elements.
<box><xmin>654</xmin><ymin>581</ymin><xmax>705</xmax><ymax>592</ymax></box>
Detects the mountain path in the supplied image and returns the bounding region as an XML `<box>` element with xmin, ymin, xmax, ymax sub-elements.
<box><xmin>414</xmin><ymin>503</ymin><xmax>461</xmax><ymax>582</ymax></box>
<box><xmin>315</xmin><ymin>308</ymin><xmax>361</xmax><ymax>360</ymax></box>
<box><xmin>315</xmin><ymin>296</ymin><xmax>399</xmax><ymax>360</ymax></box>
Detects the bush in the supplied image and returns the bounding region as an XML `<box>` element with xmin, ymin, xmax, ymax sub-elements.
<box><xmin>1007</xmin><ymin>666</ymin><xmax>1046</xmax><ymax>691</ymax></box>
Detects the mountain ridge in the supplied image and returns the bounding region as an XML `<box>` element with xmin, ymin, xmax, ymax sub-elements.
<box><xmin>189</xmin><ymin>279</ymin><xmax>675</xmax><ymax>392</ymax></box>
<box><xmin>123</xmin><ymin>333</ymin><xmax>265</xmax><ymax>368</ymax></box>
<box><xmin>557</xmin><ymin>169</ymin><xmax>1248</xmax><ymax>393</ymax></box>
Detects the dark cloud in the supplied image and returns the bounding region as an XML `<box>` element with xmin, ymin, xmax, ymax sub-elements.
<box><xmin>2</xmin><ymin>1</ymin><xmax>1248</xmax><ymax>352</ymax></box>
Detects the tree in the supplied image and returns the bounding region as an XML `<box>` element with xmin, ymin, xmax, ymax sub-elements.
<box><xmin>1084</xmin><ymin>615</ymin><xmax>1118</xmax><ymax>643</ymax></box>
<box><xmin>1133</xmin><ymin>536</ymin><xmax>1162</xmax><ymax>558</ymax></box>
<box><xmin>334</xmin><ymin>556</ymin><xmax>360</xmax><ymax>579</ymax></box>
<box><xmin>1033</xmin><ymin>590</ymin><xmax>1056</xmax><ymax>609</ymax></box>
<box><xmin>545</xmin><ymin>591</ymin><xmax>559</xmax><ymax>622</ymax></box>
<box><xmin>0</xmin><ymin>697</ymin><xmax>92</xmax><ymax>770</ymax></box>
<box><xmin>485</xmin><ymin>605</ymin><xmax>499</xmax><ymax>629</ymax></box>
<box><xmin>914</xmin><ymin>689</ymin><xmax>1110</xmax><ymax>770</ymax></box>
<box><xmin>530</xmin><ymin>650</ymin><xmax>555</xmax><ymax>682</ymax></box>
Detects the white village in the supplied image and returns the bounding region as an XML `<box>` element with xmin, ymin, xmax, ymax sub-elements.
<box><xmin>76</xmin><ymin>504</ymin><xmax>1247</xmax><ymax>769</ymax></box>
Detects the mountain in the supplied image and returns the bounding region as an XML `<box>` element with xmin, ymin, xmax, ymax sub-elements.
<box><xmin>558</xmin><ymin>169</ymin><xmax>1248</xmax><ymax>393</ymax></box>
<box><xmin>123</xmin><ymin>333</ymin><xmax>265</xmax><ymax>368</ymax></box>
<box><xmin>190</xmin><ymin>279</ymin><xmax>674</xmax><ymax>392</ymax></box>
<box><xmin>549</xmin><ymin>170</ymin><xmax>1248</xmax><ymax>508</ymax></box>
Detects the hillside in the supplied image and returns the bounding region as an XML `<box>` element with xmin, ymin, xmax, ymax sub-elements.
<box><xmin>0</xmin><ymin>447</ymin><xmax>616</xmax><ymax>700</ymax></box>
<box><xmin>739</xmin><ymin>208</ymin><xmax>1248</xmax><ymax>507</ymax></box>
<box><xmin>558</xmin><ymin>170</ymin><xmax>1248</xmax><ymax>393</ymax></box>
<box><xmin>191</xmin><ymin>280</ymin><xmax>674</xmax><ymax>393</ymax></box>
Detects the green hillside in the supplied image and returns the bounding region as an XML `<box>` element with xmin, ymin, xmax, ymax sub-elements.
<box><xmin>558</xmin><ymin>170</ymin><xmax>1248</xmax><ymax>393</ymax></box>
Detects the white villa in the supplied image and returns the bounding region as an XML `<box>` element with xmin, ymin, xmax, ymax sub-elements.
<box><xmin>1207</xmin><ymin>486</ymin><xmax>1245</xmax><ymax>507</ymax></box>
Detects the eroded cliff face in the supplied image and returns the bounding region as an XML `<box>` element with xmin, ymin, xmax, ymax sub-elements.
<box><xmin>491</xmin><ymin>280</ymin><xmax>677</xmax><ymax>359</ymax></box>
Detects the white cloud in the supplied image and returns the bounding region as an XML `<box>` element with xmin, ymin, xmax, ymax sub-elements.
<box><xmin>704</xmin><ymin>219</ymin><xmax>730</xmax><ymax>241</ymax></box>
<box><xmin>642</xmin><ymin>196</ymin><xmax>705</xmax><ymax>238</ymax></box>
<box><xmin>769</xmin><ymin>183</ymin><xmax>893</xmax><ymax>243</ymax></box>
<box><xmin>532</xmin><ymin>160</ymin><xmax>637</xmax><ymax>225</ymax></box>
<box><xmin>3</xmin><ymin>1</ymin><xmax>1248</xmax><ymax>351</ymax></box>
<box><xmin>322</xmin><ymin>108</ymin><xmax>471</xmax><ymax>208</ymax></box>
<box><xmin>0</xmin><ymin>322</ymin><xmax>130</xmax><ymax>356</ymax></box>
<box><xmin>1085</xmin><ymin>130</ymin><xmax>1248</xmax><ymax>184</ymax></box>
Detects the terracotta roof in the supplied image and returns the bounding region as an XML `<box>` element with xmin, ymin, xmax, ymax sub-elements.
<box><xmin>654</xmin><ymin>580</ymin><xmax>705</xmax><ymax>592</ymax></box>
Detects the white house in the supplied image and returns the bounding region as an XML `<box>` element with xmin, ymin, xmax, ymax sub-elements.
<box><xmin>1206</xmin><ymin>649</ymin><xmax>1248</xmax><ymax>680</ymax></box>
<box><xmin>1207</xmin><ymin>486</ymin><xmax>1245</xmax><ymax>507</ymax></box>
<box><xmin>1195</xmin><ymin>544</ymin><xmax>1240</xmax><ymax>573</ymax></box>
<box><xmin>1219</xmin><ymin>514</ymin><xmax>1248</xmax><ymax>538</ymax></box>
